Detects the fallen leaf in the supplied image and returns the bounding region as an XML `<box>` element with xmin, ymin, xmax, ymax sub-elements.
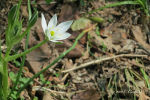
<box><xmin>37</xmin><ymin>0</ymin><xmax>56</xmax><ymax>11</ymax></box>
<box><xmin>120</xmin><ymin>39</ymin><xmax>136</xmax><ymax>53</ymax></box>
<box><xmin>21</xmin><ymin>5</ymin><xmax>28</xmax><ymax>18</ymax></box>
<box><xmin>71</xmin><ymin>17</ymin><xmax>91</xmax><ymax>31</ymax></box>
<box><xmin>132</xmin><ymin>26</ymin><xmax>150</xmax><ymax>50</ymax></box>
<box><xmin>26</xmin><ymin>43</ymin><xmax>51</xmax><ymax>73</ymax></box>
<box><xmin>136</xmin><ymin>81</ymin><xmax>146</xmax><ymax>88</ymax></box>
<box><xmin>34</xmin><ymin>18</ymin><xmax>45</xmax><ymax>41</ymax></box>
<box><xmin>56</xmin><ymin>40</ymin><xmax>84</xmax><ymax>58</ymax></box>
<box><xmin>43</xmin><ymin>92</ymin><xmax>54</xmax><ymax>100</ymax></box>
<box><xmin>26</xmin><ymin>18</ymin><xmax>51</xmax><ymax>73</ymax></box>
<box><xmin>59</xmin><ymin>3</ymin><xmax>76</xmax><ymax>22</ymax></box>
<box><xmin>111</xmin><ymin>28</ymin><xmax>126</xmax><ymax>45</ymax></box>
<box><xmin>139</xmin><ymin>91</ymin><xmax>150</xmax><ymax>100</ymax></box>
<box><xmin>72</xmin><ymin>89</ymin><xmax>100</xmax><ymax>100</ymax></box>
<box><xmin>20</xmin><ymin>90</ymin><xmax>31</xmax><ymax>100</ymax></box>
<box><xmin>90</xmin><ymin>30</ymin><xmax>121</xmax><ymax>52</ymax></box>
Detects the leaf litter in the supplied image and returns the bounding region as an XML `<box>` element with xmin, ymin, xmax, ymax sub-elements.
<box><xmin>1</xmin><ymin>0</ymin><xmax>150</xmax><ymax>99</ymax></box>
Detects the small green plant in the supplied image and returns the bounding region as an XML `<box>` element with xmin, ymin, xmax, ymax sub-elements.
<box><xmin>107</xmin><ymin>69</ymin><xmax>141</xmax><ymax>99</ymax></box>
<box><xmin>33</xmin><ymin>96</ymin><xmax>38</xmax><ymax>100</ymax></box>
<box><xmin>0</xmin><ymin>0</ymin><xmax>38</xmax><ymax>99</ymax></box>
<box><xmin>9</xmin><ymin>72</ymin><xmax>33</xmax><ymax>99</ymax></box>
<box><xmin>0</xmin><ymin>0</ymin><xmax>95</xmax><ymax>99</ymax></box>
<box><xmin>80</xmin><ymin>0</ymin><xmax>85</xmax><ymax>6</ymax></box>
<box><xmin>101</xmin><ymin>42</ymin><xmax>107</xmax><ymax>52</ymax></box>
<box><xmin>95</xmin><ymin>26</ymin><xmax>100</xmax><ymax>36</ymax></box>
<box><xmin>54</xmin><ymin>72</ymin><xmax>60</xmax><ymax>77</ymax></box>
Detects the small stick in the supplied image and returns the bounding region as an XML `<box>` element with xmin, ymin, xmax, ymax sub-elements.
<box><xmin>32</xmin><ymin>86</ymin><xmax>68</xmax><ymax>95</ymax></box>
<box><xmin>9</xmin><ymin>1</ymin><xmax>56</xmax><ymax>5</ymax></box>
<box><xmin>62</xmin><ymin>54</ymin><xmax>148</xmax><ymax>73</ymax></box>
<box><xmin>33</xmin><ymin>86</ymin><xmax>85</xmax><ymax>95</ymax></box>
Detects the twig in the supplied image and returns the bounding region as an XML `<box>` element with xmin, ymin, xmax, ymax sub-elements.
<box><xmin>32</xmin><ymin>86</ymin><xmax>85</xmax><ymax>95</ymax></box>
<box><xmin>137</xmin><ymin>44</ymin><xmax>150</xmax><ymax>55</ymax></box>
<box><xmin>9</xmin><ymin>1</ymin><xmax>56</xmax><ymax>5</ymax></box>
<box><xmin>33</xmin><ymin>86</ymin><xmax>67</xmax><ymax>94</ymax></box>
<box><xmin>62</xmin><ymin>54</ymin><xmax>148</xmax><ymax>73</ymax></box>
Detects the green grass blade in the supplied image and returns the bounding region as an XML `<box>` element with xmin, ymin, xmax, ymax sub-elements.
<box><xmin>28</xmin><ymin>0</ymin><xmax>32</xmax><ymax>19</ymax></box>
<box><xmin>0</xmin><ymin>73</ymin><xmax>3</xmax><ymax>100</ymax></box>
<box><xmin>87</xmin><ymin>1</ymin><xmax>139</xmax><ymax>15</ymax></box>
<box><xmin>140</xmin><ymin>68</ymin><xmax>150</xmax><ymax>89</ymax></box>
<box><xmin>9</xmin><ymin>0</ymin><xmax>34</xmax><ymax>98</ymax></box>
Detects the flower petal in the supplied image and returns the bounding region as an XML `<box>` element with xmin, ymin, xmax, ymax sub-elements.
<box><xmin>48</xmin><ymin>14</ymin><xmax>57</xmax><ymax>29</ymax></box>
<box><xmin>56</xmin><ymin>20</ymin><xmax>73</xmax><ymax>32</ymax></box>
<box><xmin>47</xmin><ymin>32</ymin><xmax>51</xmax><ymax>40</ymax></box>
<box><xmin>54</xmin><ymin>32</ymin><xmax>71</xmax><ymax>40</ymax></box>
<box><xmin>41</xmin><ymin>13</ymin><xmax>47</xmax><ymax>33</ymax></box>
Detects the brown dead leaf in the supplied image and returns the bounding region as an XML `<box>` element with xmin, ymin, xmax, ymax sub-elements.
<box><xmin>82</xmin><ymin>49</ymin><xmax>89</xmax><ymax>60</ymax></box>
<box><xmin>59</xmin><ymin>3</ymin><xmax>78</xmax><ymax>22</ymax></box>
<box><xmin>26</xmin><ymin>18</ymin><xmax>52</xmax><ymax>73</ymax></box>
<box><xmin>61</xmin><ymin>58</ymin><xmax>77</xmax><ymax>78</ymax></box>
<box><xmin>139</xmin><ymin>91</ymin><xmax>150</xmax><ymax>100</ymax></box>
<box><xmin>136</xmin><ymin>81</ymin><xmax>146</xmax><ymax>88</ymax></box>
<box><xmin>90</xmin><ymin>30</ymin><xmax>121</xmax><ymax>52</ymax></box>
<box><xmin>132</xmin><ymin>26</ymin><xmax>150</xmax><ymax>50</ymax></box>
<box><xmin>120</xmin><ymin>39</ymin><xmax>136</xmax><ymax>53</ymax></box>
<box><xmin>72</xmin><ymin>89</ymin><xmax>100</xmax><ymax>100</ymax></box>
<box><xmin>90</xmin><ymin>0</ymin><xmax>105</xmax><ymax>9</ymax></box>
<box><xmin>26</xmin><ymin>43</ymin><xmax>51</xmax><ymax>73</ymax></box>
<box><xmin>37</xmin><ymin>0</ymin><xmax>56</xmax><ymax>11</ymax></box>
<box><xmin>111</xmin><ymin>28</ymin><xmax>126</xmax><ymax>45</ymax></box>
<box><xmin>43</xmin><ymin>92</ymin><xmax>54</xmax><ymax>100</ymax></box>
<box><xmin>35</xmin><ymin>18</ymin><xmax>45</xmax><ymax>41</ymax></box>
<box><xmin>21</xmin><ymin>5</ymin><xmax>28</xmax><ymax>18</ymax></box>
<box><xmin>90</xmin><ymin>22</ymin><xmax>129</xmax><ymax>52</ymax></box>
<box><xmin>23</xmin><ymin>67</ymin><xmax>34</xmax><ymax>78</ymax></box>
<box><xmin>62</xmin><ymin>58</ymin><xmax>74</xmax><ymax>70</ymax></box>
<box><xmin>102</xmin><ymin>67</ymin><xmax>118</xmax><ymax>78</ymax></box>
<box><xmin>56</xmin><ymin>40</ymin><xmax>84</xmax><ymax>58</ymax></box>
<box><xmin>20</xmin><ymin>90</ymin><xmax>31</xmax><ymax>100</ymax></box>
<box><xmin>8</xmin><ymin>63</ymin><xmax>19</xmax><ymax>73</ymax></box>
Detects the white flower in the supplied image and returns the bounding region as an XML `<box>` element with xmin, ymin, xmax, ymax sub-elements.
<box><xmin>41</xmin><ymin>13</ymin><xmax>73</xmax><ymax>42</ymax></box>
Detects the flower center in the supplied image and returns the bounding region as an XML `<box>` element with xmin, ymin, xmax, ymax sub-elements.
<box><xmin>50</xmin><ymin>31</ymin><xmax>55</xmax><ymax>36</ymax></box>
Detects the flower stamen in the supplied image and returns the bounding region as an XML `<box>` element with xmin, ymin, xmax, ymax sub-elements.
<box><xmin>50</xmin><ymin>31</ymin><xmax>55</xmax><ymax>36</ymax></box>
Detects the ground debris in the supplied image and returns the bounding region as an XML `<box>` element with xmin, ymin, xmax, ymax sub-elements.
<box><xmin>2</xmin><ymin>0</ymin><xmax>150</xmax><ymax>99</ymax></box>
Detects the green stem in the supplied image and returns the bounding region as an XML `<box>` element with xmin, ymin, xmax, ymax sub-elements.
<box><xmin>86</xmin><ymin>1</ymin><xmax>138</xmax><ymax>15</ymax></box>
<box><xmin>9</xmin><ymin>21</ymin><xmax>31</xmax><ymax>99</ymax></box>
<box><xmin>16</xmin><ymin>26</ymin><xmax>93</xmax><ymax>98</ymax></box>
<box><xmin>2</xmin><ymin>46</ymin><xmax>12</xmax><ymax>100</ymax></box>
<box><xmin>5</xmin><ymin>39</ymin><xmax>48</xmax><ymax>61</ymax></box>
<box><xmin>0</xmin><ymin>40</ymin><xmax>2</xmax><ymax>60</ymax></box>
<box><xmin>140</xmin><ymin>68</ymin><xmax>150</xmax><ymax>89</ymax></box>
<box><xmin>9</xmin><ymin>0</ymin><xmax>32</xmax><ymax>97</ymax></box>
<box><xmin>2</xmin><ymin>61</ymin><xmax>8</xmax><ymax>100</ymax></box>
<box><xmin>0</xmin><ymin>73</ymin><xmax>2</xmax><ymax>100</ymax></box>
<box><xmin>0</xmin><ymin>40</ymin><xmax>2</xmax><ymax>99</ymax></box>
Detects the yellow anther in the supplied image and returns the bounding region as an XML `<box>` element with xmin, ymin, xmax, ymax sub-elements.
<box><xmin>50</xmin><ymin>31</ymin><xmax>55</xmax><ymax>36</ymax></box>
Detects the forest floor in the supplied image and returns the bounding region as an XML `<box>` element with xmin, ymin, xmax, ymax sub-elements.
<box><xmin>0</xmin><ymin>0</ymin><xmax>150</xmax><ymax>100</ymax></box>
